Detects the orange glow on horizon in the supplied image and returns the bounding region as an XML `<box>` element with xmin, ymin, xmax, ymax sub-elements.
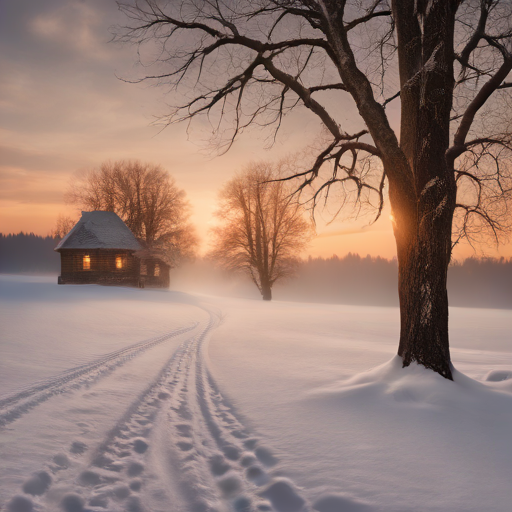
<box><xmin>2</xmin><ymin>194</ymin><xmax>512</xmax><ymax>262</ymax></box>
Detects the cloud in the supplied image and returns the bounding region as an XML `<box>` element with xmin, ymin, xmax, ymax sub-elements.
<box><xmin>29</xmin><ymin>2</ymin><xmax>111</xmax><ymax>61</ymax></box>
<box><xmin>0</xmin><ymin>145</ymin><xmax>83</xmax><ymax>174</ymax></box>
<box><xmin>0</xmin><ymin>167</ymin><xmax>66</xmax><ymax>205</ymax></box>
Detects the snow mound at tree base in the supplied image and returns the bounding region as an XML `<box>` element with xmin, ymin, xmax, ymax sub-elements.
<box><xmin>313</xmin><ymin>355</ymin><xmax>512</xmax><ymax>410</ymax></box>
<box><xmin>300</xmin><ymin>356</ymin><xmax>512</xmax><ymax>511</ymax></box>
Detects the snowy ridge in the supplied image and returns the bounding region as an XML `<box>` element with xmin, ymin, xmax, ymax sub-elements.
<box><xmin>0</xmin><ymin>323</ymin><xmax>198</xmax><ymax>428</ymax></box>
<box><xmin>312</xmin><ymin>355</ymin><xmax>512</xmax><ymax>407</ymax></box>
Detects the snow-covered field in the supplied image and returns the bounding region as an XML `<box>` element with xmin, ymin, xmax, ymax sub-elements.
<box><xmin>1</xmin><ymin>275</ymin><xmax>511</xmax><ymax>512</ymax></box>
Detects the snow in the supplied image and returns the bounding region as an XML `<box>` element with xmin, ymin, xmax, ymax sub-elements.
<box><xmin>421</xmin><ymin>177</ymin><xmax>439</xmax><ymax>195</ymax></box>
<box><xmin>55</xmin><ymin>211</ymin><xmax>142</xmax><ymax>251</ymax></box>
<box><xmin>1</xmin><ymin>275</ymin><xmax>511</xmax><ymax>512</ymax></box>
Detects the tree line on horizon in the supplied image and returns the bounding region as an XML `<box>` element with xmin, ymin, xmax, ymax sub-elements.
<box><xmin>2</xmin><ymin>231</ymin><xmax>510</xmax><ymax>310</ymax></box>
<box><xmin>277</xmin><ymin>253</ymin><xmax>512</xmax><ymax>310</ymax></box>
<box><xmin>0</xmin><ymin>233</ymin><xmax>60</xmax><ymax>273</ymax></box>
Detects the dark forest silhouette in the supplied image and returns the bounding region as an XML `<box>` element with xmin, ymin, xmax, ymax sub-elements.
<box><xmin>275</xmin><ymin>254</ymin><xmax>512</xmax><ymax>310</ymax></box>
<box><xmin>1</xmin><ymin>232</ymin><xmax>511</xmax><ymax>309</ymax></box>
<box><xmin>0</xmin><ymin>233</ymin><xmax>60</xmax><ymax>273</ymax></box>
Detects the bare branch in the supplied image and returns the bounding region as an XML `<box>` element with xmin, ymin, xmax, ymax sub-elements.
<box><xmin>449</xmin><ymin>56</ymin><xmax>512</xmax><ymax>160</ymax></box>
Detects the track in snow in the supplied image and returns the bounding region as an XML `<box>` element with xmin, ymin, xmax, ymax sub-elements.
<box><xmin>5</xmin><ymin>306</ymin><xmax>309</xmax><ymax>512</ymax></box>
<box><xmin>0</xmin><ymin>322</ymin><xmax>198</xmax><ymax>428</ymax></box>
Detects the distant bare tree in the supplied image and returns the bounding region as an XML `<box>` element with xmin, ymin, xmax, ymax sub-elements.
<box><xmin>117</xmin><ymin>1</ymin><xmax>512</xmax><ymax>378</ymax></box>
<box><xmin>66</xmin><ymin>160</ymin><xmax>198</xmax><ymax>264</ymax></box>
<box><xmin>51</xmin><ymin>214</ymin><xmax>77</xmax><ymax>239</ymax></box>
<box><xmin>210</xmin><ymin>162</ymin><xmax>313</xmax><ymax>300</ymax></box>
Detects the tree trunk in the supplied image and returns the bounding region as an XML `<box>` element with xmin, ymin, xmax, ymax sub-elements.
<box><xmin>393</xmin><ymin>173</ymin><xmax>456</xmax><ymax>380</ymax></box>
<box><xmin>387</xmin><ymin>0</ymin><xmax>458</xmax><ymax>380</ymax></box>
<box><xmin>261</xmin><ymin>282</ymin><xmax>272</xmax><ymax>301</ymax></box>
<box><xmin>396</xmin><ymin>243</ymin><xmax>452</xmax><ymax>379</ymax></box>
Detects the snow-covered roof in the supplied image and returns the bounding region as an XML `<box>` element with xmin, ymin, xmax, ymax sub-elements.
<box><xmin>55</xmin><ymin>211</ymin><xmax>143</xmax><ymax>251</ymax></box>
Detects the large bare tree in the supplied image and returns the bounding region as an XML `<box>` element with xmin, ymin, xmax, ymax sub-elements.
<box><xmin>117</xmin><ymin>0</ymin><xmax>512</xmax><ymax>378</ymax></box>
<box><xmin>210</xmin><ymin>161</ymin><xmax>313</xmax><ymax>300</ymax></box>
<box><xmin>67</xmin><ymin>160</ymin><xmax>198</xmax><ymax>264</ymax></box>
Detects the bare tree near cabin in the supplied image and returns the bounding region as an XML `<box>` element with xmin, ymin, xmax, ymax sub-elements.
<box><xmin>210</xmin><ymin>162</ymin><xmax>313</xmax><ymax>301</ymax></box>
<box><xmin>117</xmin><ymin>1</ymin><xmax>512</xmax><ymax>379</ymax></box>
<box><xmin>51</xmin><ymin>214</ymin><xmax>77</xmax><ymax>240</ymax></box>
<box><xmin>66</xmin><ymin>160</ymin><xmax>198</xmax><ymax>266</ymax></box>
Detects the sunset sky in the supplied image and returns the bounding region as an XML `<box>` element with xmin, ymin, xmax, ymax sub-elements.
<box><xmin>1</xmin><ymin>0</ymin><xmax>511</xmax><ymax>261</ymax></box>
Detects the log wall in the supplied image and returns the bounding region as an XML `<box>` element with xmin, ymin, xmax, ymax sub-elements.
<box><xmin>57</xmin><ymin>249</ymin><xmax>170</xmax><ymax>288</ymax></box>
<box><xmin>58</xmin><ymin>249</ymin><xmax>140</xmax><ymax>286</ymax></box>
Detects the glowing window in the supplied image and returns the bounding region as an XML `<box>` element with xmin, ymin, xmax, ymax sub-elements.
<box><xmin>154</xmin><ymin>263</ymin><xmax>160</xmax><ymax>277</ymax></box>
<box><xmin>83</xmin><ymin>255</ymin><xmax>91</xmax><ymax>270</ymax></box>
<box><xmin>115</xmin><ymin>255</ymin><xmax>124</xmax><ymax>269</ymax></box>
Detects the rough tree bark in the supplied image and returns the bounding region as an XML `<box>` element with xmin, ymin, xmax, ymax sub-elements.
<box><xmin>391</xmin><ymin>0</ymin><xmax>458</xmax><ymax>379</ymax></box>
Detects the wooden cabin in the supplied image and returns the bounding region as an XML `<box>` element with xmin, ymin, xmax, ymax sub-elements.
<box><xmin>55</xmin><ymin>211</ymin><xmax>170</xmax><ymax>288</ymax></box>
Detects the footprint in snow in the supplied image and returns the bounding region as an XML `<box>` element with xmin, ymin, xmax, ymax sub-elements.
<box><xmin>7</xmin><ymin>495</ymin><xmax>34</xmax><ymax>512</ymax></box>
<box><xmin>254</xmin><ymin>446</ymin><xmax>278</xmax><ymax>467</ymax></box>
<box><xmin>22</xmin><ymin>470</ymin><xmax>52</xmax><ymax>495</ymax></box>
<box><xmin>222</xmin><ymin>444</ymin><xmax>240</xmax><ymax>460</ymax></box>
<box><xmin>177</xmin><ymin>441</ymin><xmax>194</xmax><ymax>451</ymax></box>
<box><xmin>126</xmin><ymin>461</ymin><xmax>144</xmax><ymax>477</ymax></box>
<box><xmin>217</xmin><ymin>475</ymin><xmax>242</xmax><ymax>497</ymax></box>
<box><xmin>61</xmin><ymin>493</ymin><xmax>85</xmax><ymax>512</ymax></box>
<box><xmin>243</xmin><ymin>438</ymin><xmax>258</xmax><ymax>450</ymax></box>
<box><xmin>129</xmin><ymin>479</ymin><xmax>142</xmax><ymax>491</ymax></box>
<box><xmin>209</xmin><ymin>454</ymin><xmax>231</xmax><ymax>476</ymax></box>
<box><xmin>52</xmin><ymin>453</ymin><xmax>70</xmax><ymax>469</ymax></box>
<box><xmin>112</xmin><ymin>484</ymin><xmax>131</xmax><ymax>500</ymax></box>
<box><xmin>260</xmin><ymin>479</ymin><xmax>305</xmax><ymax>512</ymax></box>
<box><xmin>246</xmin><ymin>465</ymin><xmax>269</xmax><ymax>486</ymax></box>
<box><xmin>132</xmin><ymin>438</ymin><xmax>148</xmax><ymax>454</ymax></box>
<box><xmin>233</xmin><ymin>496</ymin><xmax>252</xmax><ymax>512</ymax></box>
<box><xmin>240</xmin><ymin>454</ymin><xmax>257</xmax><ymax>467</ymax></box>
<box><xmin>175</xmin><ymin>423</ymin><xmax>192</xmax><ymax>437</ymax></box>
<box><xmin>79</xmin><ymin>470</ymin><xmax>101</xmax><ymax>486</ymax></box>
<box><xmin>70</xmin><ymin>441</ymin><xmax>88</xmax><ymax>455</ymax></box>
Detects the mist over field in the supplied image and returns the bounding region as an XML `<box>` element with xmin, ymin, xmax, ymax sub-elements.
<box><xmin>2</xmin><ymin>233</ymin><xmax>511</xmax><ymax>309</ymax></box>
<box><xmin>171</xmin><ymin>255</ymin><xmax>512</xmax><ymax>310</ymax></box>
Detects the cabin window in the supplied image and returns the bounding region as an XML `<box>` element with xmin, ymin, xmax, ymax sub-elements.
<box><xmin>154</xmin><ymin>263</ymin><xmax>160</xmax><ymax>277</ymax></box>
<box><xmin>115</xmin><ymin>255</ymin><xmax>125</xmax><ymax>269</ymax></box>
<box><xmin>83</xmin><ymin>255</ymin><xmax>91</xmax><ymax>270</ymax></box>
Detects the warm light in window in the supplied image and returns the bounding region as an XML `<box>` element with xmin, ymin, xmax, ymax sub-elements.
<box><xmin>116</xmin><ymin>256</ymin><xmax>123</xmax><ymax>269</ymax></box>
<box><xmin>83</xmin><ymin>255</ymin><xmax>91</xmax><ymax>270</ymax></box>
<box><xmin>154</xmin><ymin>263</ymin><xmax>160</xmax><ymax>277</ymax></box>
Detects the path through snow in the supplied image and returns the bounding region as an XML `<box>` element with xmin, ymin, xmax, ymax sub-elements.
<box><xmin>1</xmin><ymin>300</ymin><xmax>307</xmax><ymax>512</ymax></box>
<box><xmin>2</xmin><ymin>276</ymin><xmax>511</xmax><ymax>512</ymax></box>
